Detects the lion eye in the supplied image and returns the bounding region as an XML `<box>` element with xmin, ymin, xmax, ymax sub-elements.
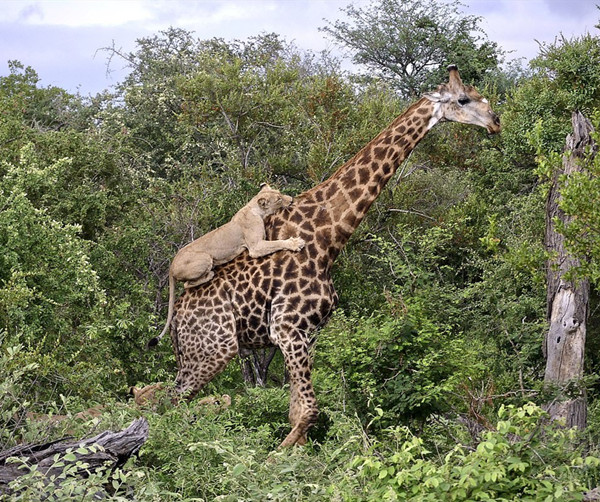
<box><xmin>457</xmin><ymin>95</ymin><xmax>470</xmax><ymax>106</ymax></box>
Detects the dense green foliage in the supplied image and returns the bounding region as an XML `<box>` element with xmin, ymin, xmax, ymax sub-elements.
<box><xmin>2</xmin><ymin>4</ymin><xmax>600</xmax><ymax>499</ymax></box>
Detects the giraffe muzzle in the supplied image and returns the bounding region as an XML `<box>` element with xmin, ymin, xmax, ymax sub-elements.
<box><xmin>487</xmin><ymin>113</ymin><xmax>501</xmax><ymax>134</ymax></box>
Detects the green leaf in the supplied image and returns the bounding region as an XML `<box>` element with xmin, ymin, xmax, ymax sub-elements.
<box><xmin>232</xmin><ymin>463</ymin><xmax>247</xmax><ymax>477</ymax></box>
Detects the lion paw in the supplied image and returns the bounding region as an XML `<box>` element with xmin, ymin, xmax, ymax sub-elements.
<box><xmin>289</xmin><ymin>237</ymin><xmax>305</xmax><ymax>251</ymax></box>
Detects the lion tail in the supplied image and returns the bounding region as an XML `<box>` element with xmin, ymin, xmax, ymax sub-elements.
<box><xmin>147</xmin><ymin>272</ymin><xmax>176</xmax><ymax>350</ymax></box>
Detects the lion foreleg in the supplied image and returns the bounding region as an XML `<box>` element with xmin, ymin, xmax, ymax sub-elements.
<box><xmin>247</xmin><ymin>237</ymin><xmax>305</xmax><ymax>258</ymax></box>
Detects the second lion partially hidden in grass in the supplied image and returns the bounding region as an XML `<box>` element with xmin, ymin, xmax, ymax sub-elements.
<box><xmin>148</xmin><ymin>184</ymin><xmax>305</xmax><ymax>348</ymax></box>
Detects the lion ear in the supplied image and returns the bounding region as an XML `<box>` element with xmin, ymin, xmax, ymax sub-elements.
<box><xmin>257</xmin><ymin>197</ymin><xmax>269</xmax><ymax>209</ymax></box>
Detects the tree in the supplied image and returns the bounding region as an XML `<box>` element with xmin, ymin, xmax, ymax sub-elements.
<box><xmin>321</xmin><ymin>0</ymin><xmax>503</xmax><ymax>98</ymax></box>
<box><xmin>543</xmin><ymin>112</ymin><xmax>595</xmax><ymax>429</ymax></box>
<box><xmin>100</xmin><ymin>28</ymin><xmax>204</xmax><ymax>177</ymax></box>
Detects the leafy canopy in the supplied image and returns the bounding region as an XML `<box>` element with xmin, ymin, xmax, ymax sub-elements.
<box><xmin>321</xmin><ymin>0</ymin><xmax>504</xmax><ymax>98</ymax></box>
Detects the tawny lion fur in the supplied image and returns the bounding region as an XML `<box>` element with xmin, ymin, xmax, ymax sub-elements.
<box><xmin>129</xmin><ymin>383</ymin><xmax>231</xmax><ymax>411</ymax></box>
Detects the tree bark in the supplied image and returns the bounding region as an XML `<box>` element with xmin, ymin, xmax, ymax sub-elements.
<box><xmin>544</xmin><ymin>111</ymin><xmax>595</xmax><ymax>429</ymax></box>
<box><xmin>240</xmin><ymin>347</ymin><xmax>278</xmax><ymax>387</ymax></box>
<box><xmin>0</xmin><ymin>417</ymin><xmax>149</xmax><ymax>495</ymax></box>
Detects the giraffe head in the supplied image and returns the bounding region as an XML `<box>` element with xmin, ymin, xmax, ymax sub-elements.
<box><xmin>424</xmin><ymin>65</ymin><xmax>501</xmax><ymax>134</ymax></box>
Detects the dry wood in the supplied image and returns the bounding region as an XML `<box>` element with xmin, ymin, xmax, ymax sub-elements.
<box><xmin>544</xmin><ymin>111</ymin><xmax>595</xmax><ymax>428</ymax></box>
<box><xmin>0</xmin><ymin>417</ymin><xmax>148</xmax><ymax>495</ymax></box>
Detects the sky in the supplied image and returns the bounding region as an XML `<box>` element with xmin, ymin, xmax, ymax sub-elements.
<box><xmin>0</xmin><ymin>0</ymin><xmax>598</xmax><ymax>96</ymax></box>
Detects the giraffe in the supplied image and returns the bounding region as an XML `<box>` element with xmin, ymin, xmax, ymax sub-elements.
<box><xmin>157</xmin><ymin>66</ymin><xmax>500</xmax><ymax>447</ymax></box>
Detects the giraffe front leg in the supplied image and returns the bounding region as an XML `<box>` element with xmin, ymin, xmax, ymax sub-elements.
<box><xmin>278</xmin><ymin>336</ymin><xmax>318</xmax><ymax>448</ymax></box>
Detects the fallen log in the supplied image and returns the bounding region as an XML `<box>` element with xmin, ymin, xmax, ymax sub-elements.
<box><xmin>0</xmin><ymin>417</ymin><xmax>148</xmax><ymax>496</ymax></box>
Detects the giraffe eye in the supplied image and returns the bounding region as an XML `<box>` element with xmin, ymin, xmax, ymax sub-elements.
<box><xmin>458</xmin><ymin>96</ymin><xmax>470</xmax><ymax>106</ymax></box>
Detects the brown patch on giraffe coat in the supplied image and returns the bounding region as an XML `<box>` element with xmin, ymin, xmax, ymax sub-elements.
<box><xmin>248</xmin><ymin>315</ymin><xmax>261</xmax><ymax>329</ymax></box>
<box><xmin>316</xmin><ymin>228</ymin><xmax>332</xmax><ymax>250</ymax></box>
<box><xmin>356</xmin><ymin>199</ymin><xmax>370</xmax><ymax>214</ymax></box>
<box><xmin>340</xmin><ymin>212</ymin><xmax>358</xmax><ymax>229</ymax></box>
<box><xmin>349</xmin><ymin>188</ymin><xmax>362</xmax><ymax>200</ymax></box>
<box><xmin>359</xmin><ymin>151</ymin><xmax>372</xmax><ymax>164</ymax></box>
<box><xmin>358</xmin><ymin>167</ymin><xmax>370</xmax><ymax>185</ymax></box>
<box><xmin>290</xmin><ymin>210</ymin><xmax>303</xmax><ymax>225</ymax></box>
<box><xmin>288</xmin><ymin>295</ymin><xmax>302</xmax><ymax>310</ymax></box>
<box><xmin>301</xmin><ymin>260</ymin><xmax>317</xmax><ymax>277</ymax></box>
<box><xmin>313</xmin><ymin>208</ymin><xmax>332</xmax><ymax>228</ymax></box>
<box><xmin>284</xmin><ymin>260</ymin><xmax>298</xmax><ymax>280</ymax></box>
<box><xmin>283</xmin><ymin>281</ymin><xmax>299</xmax><ymax>295</ymax></box>
<box><xmin>325</xmin><ymin>183</ymin><xmax>340</xmax><ymax>199</ymax></box>
<box><xmin>313</xmin><ymin>189</ymin><xmax>325</xmax><ymax>203</ymax></box>
<box><xmin>305</xmin><ymin>242</ymin><xmax>318</xmax><ymax>257</ymax></box>
<box><xmin>302</xmin><ymin>204</ymin><xmax>317</xmax><ymax>219</ymax></box>
<box><xmin>260</xmin><ymin>261</ymin><xmax>271</xmax><ymax>275</ymax></box>
<box><xmin>374</xmin><ymin>146</ymin><xmax>387</xmax><ymax>160</ymax></box>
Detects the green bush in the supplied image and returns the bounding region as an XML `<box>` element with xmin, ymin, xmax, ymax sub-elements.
<box><xmin>315</xmin><ymin>302</ymin><xmax>486</xmax><ymax>428</ymax></box>
<box><xmin>345</xmin><ymin>403</ymin><xmax>600</xmax><ymax>501</ymax></box>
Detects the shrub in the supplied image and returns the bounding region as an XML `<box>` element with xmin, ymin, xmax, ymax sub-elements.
<box><xmin>345</xmin><ymin>403</ymin><xmax>600</xmax><ymax>501</ymax></box>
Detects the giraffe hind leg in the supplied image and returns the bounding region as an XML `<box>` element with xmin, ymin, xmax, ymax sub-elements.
<box><xmin>277</xmin><ymin>334</ymin><xmax>318</xmax><ymax>448</ymax></box>
<box><xmin>174</xmin><ymin>312</ymin><xmax>238</xmax><ymax>401</ymax></box>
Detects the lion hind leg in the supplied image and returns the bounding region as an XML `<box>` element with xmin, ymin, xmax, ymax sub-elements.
<box><xmin>172</xmin><ymin>251</ymin><xmax>213</xmax><ymax>288</ymax></box>
<box><xmin>184</xmin><ymin>270</ymin><xmax>214</xmax><ymax>289</ymax></box>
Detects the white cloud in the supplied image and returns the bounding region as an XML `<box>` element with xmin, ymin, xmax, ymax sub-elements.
<box><xmin>3</xmin><ymin>0</ymin><xmax>153</xmax><ymax>27</ymax></box>
<box><xmin>469</xmin><ymin>0</ymin><xmax>598</xmax><ymax>62</ymax></box>
<box><xmin>0</xmin><ymin>0</ymin><xmax>282</xmax><ymax>29</ymax></box>
<box><xmin>144</xmin><ymin>0</ymin><xmax>278</xmax><ymax>31</ymax></box>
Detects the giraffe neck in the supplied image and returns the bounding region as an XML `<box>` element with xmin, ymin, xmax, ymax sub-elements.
<box><xmin>293</xmin><ymin>97</ymin><xmax>437</xmax><ymax>264</ymax></box>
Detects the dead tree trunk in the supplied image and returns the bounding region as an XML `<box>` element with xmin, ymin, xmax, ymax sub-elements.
<box><xmin>0</xmin><ymin>417</ymin><xmax>149</xmax><ymax>496</ymax></box>
<box><xmin>240</xmin><ymin>347</ymin><xmax>278</xmax><ymax>387</ymax></box>
<box><xmin>544</xmin><ymin>111</ymin><xmax>595</xmax><ymax>429</ymax></box>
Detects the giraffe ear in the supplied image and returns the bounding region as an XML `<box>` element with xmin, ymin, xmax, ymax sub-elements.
<box><xmin>447</xmin><ymin>64</ymin><xmax>464</xmax><ymax>91</ymax></box>
<box><xmin>424</xmin><ymin>89</ymin><xmax>450</xmax><ymax>103</ymax></box>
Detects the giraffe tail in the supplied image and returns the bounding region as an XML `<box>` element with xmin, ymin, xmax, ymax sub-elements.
<box><xmin>146</xmin><ymin>334</ymin><xmax>162</xmax><ymax>349</ymax></box>
<box><xmin>147</xmin><ymin>272</ymin><xmax>176</xmax><ymax>350</ymax></box>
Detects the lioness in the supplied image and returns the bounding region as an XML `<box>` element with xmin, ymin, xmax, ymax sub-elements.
<box><xmin>129</xmin><ymin>382</ymin><xmax>166</xmax><ymax>407</ymax></box>
<box><xmin>149</xmin><ymin>184</ymin><xmax>304</xmax><ymax>348</ymax></box>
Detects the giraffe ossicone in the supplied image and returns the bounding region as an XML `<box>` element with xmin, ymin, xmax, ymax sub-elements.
<box><xmin>151</xmin><ymin>65</ymin><xmax>500</xmax><ymax>448</ymax></box>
